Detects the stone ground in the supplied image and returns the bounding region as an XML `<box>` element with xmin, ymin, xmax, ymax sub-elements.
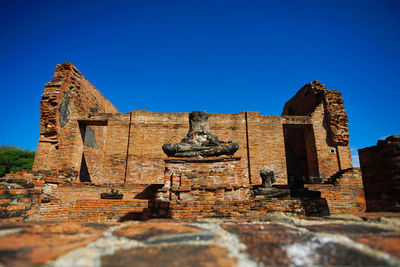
<box><xmin>0</xmin><ymin>213</ymin><xmax>399</xmax><ymax>266</ymax></box>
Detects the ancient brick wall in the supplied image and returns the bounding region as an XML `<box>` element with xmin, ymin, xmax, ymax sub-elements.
<box><xmin>306</xmin><ymin>168</ymin><xmax>366</xmax><ymax>214</ymax></box>
<box><xmin>126</xmin><ymin>111</ymin><xmax>189</xmax><ymax>184</ymax></box>
<box><xmin>32</xmin><ymin>66</ymin><xmax>352</xmax><ymax>186</ymax></box>
<box><xmin>208</xmin><ymin>112</ymin><xmax>249</xmax><ymax>182</ymax></box>
<box><xmin>158</xmin><ymin>199</ymin><xmax>306</xmax><ymax>219</ymax></box>
<box><xmin>282</xmin><ymin>80</ymin><xmax>349</xmax><ymax>146</ymax></box>
<box><xmin>25</xmin><ymin>63</ymin><xmax>363</xmax><ymax>221</ymax></box>
<box><xmin>38</xmin><ymin>109</ymin><xmax>249</xmax><ymax>186</ymax></box>
<box><xmin>0</xmin><ymin>185</ymin><xmax>42</xmax><ymax>222</ymax></box>
<box><xmin>68</xmin><ymin>199</ymin><xmax>148</xmax><ymax>222</ymax></box>
<box><xmin>102</xmin><ymin>114</ymin><xmax>132</xmax><ymax>184</ymax></box>
<box><xmin>79</xmin><ymin>123</ymin><xmax>108</xmax><ymax>183</ymax></box>
<box><xmin>309</xmin><ymin>103</ymin><xmax>342</xmax><ymax>179</ymax></box>
<box><xmin>74</xmin><ymin>113</ymin><xmax>131</xmax><ymax>184</ymax></box>
<box><xmin>125</xmin><ymin>111</ymin><xmax>249</xmax><ymax>184</ymax></box>
<box><xmin>282</xmin><ymin>80</ymin><xmax>352</xmax><ymax>180</ymax></box>
<box><xmin>0</xmin><ymin>171</ymin><xmax>47</xmax><ymax>222</ymax></box>
<box><xmin>33</xmin><ymin>63</ymin><xmax>119</xmax><ymax>173</ymax></box>
<box><xmin>0</xmin><ymin>168</ymin><xmax>366</xmax><ymax>222</ymax></box>
<box><xmin>0</xmin><ymin>170</ymin><xmax>154</xmax><ymax>222</ymax></box>
<box><xmin>159</xmin><ymin>156</ymin><xmax>250</xmax><ymax>202</ymax></box>
<box><xmin>246</xmin><ymin>113</ymin><xmax>288</xmax><ymax>185</ymax></box>
<box><xmin>359</xmin><ymin>136</ymin><xmax>400</xmax><ymax>211</ymax></box>
<box><xmin>3</xmin><ymin>83</ymin><xmax>364</xmax><ymax>224</ymax></box>
<box><xmin>39</xmin><ymin>183</ymin><xmax>152</xmax><ymax>221</ymax></box>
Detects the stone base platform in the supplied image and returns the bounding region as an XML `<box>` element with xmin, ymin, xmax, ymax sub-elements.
<box><xmin>158</xmin><ymin>156</ymin><xmax>251</xmax><ymax>202</ymax></box>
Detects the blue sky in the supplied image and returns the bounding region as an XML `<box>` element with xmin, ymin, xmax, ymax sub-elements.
<box><xmin>0</xmin><ymin>0</ymin><xmax>399</xmax><ymax>166</ymax></box>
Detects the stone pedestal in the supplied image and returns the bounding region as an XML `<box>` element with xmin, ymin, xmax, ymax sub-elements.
<box><xmin>158</xmin><ymin>156</ymin><xmax>251</xmax><ymax>202</ymax></box>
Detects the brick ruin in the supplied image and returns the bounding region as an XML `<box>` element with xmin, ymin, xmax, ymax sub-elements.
<box><xmin>359</xmin><ymin>135</ymin><xmax>400</xmax><ymax>212</ymax></box>
<box><xmin>0</xmin><ymin>63</ymin><xmax>367</xmax><ymax>222</ymax></box>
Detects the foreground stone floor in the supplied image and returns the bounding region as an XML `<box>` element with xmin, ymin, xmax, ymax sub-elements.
<box><xmin>0</xmin><ymin>213</ymin><xmax>400</xmax><ymax>267</ymax></box>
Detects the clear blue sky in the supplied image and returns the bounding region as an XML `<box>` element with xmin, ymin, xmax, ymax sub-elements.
<box><xmin>1</xmin><ymin>0</ymin><xmax>399</xmax><ymax>165</ymax></box>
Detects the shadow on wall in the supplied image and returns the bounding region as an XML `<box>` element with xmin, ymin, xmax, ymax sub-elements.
<box><xmin>79</xmin><ymin>154</ymin><xmax>91</xmax><ymax>183</ymax></box>
<box><xmin>283</xmin><ymin>124</ymin><xmax>320</xmax><ymax>179</ymax></box>
<box><xmin>119</xmin><ymin>184</ymin><xmax>167</xmax><ymax>221</ymax></box>
<box><xmin>288</xmin><ymin>176</ymin><xmax>331</xmax><ymax>216</ymax></box>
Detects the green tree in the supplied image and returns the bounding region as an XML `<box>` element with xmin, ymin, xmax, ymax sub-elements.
<box><xmin>0</xmin><ymin>146</ymin><xmax>35</xmax><ymax>177</ymax></box>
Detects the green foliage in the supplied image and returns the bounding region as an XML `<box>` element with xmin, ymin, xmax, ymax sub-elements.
<box><xmin>0</xmin><ymin>146</ymin><xmax>35</xmax><ymax>177</ymax></box>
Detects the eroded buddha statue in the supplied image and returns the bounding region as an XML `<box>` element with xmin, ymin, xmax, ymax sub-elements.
<box><xmin>253</xmin><ymin>169</ymin><xmax>290</xmax><ymax>198</ymax></box>
<box><xmin>162</xmin><ymin>111</ymin><xmax>239</xmax><ymax>157</ymax></box>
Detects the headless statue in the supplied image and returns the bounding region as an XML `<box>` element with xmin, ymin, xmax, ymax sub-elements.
<box><xmin>253</xmin><ymin>169</ymin><xmax>290</xmax><ymax>198</ymax></box>
<box><xmin>162</xmin><ymin>111</ymin><xmax>239</xmax><ymax>157</ymax></box>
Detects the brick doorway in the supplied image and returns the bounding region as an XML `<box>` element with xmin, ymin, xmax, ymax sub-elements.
<box><xmin>283</xmin><ymin>124</ymin><xmax>319</xmax><ymax>179</ymax></box>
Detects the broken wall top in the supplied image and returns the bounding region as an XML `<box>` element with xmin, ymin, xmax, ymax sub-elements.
<box><xmin>282</xmin><ymin>80</ymin><xmax>350</xmax><ymax>146</ymax></box>
<box><xmin>39</xmin><ymin>63</ymin><xmax>119</xmax><ymax>144</ymax></box>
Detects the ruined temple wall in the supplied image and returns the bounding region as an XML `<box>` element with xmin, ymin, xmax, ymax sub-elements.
<box><xmin>282</xmin><ymin>80</ymin><xmax>350</xmax><ymax>146</ymax></box>
<box><xmin>337</xmin><ymin>146</ymin><xmax>352</xmax><ymax>170</ymax></box>
<box><xmin>359</xmin><ymin>145</ymin><xmax>385</xmax><ymax>211</ymax></box>
<box><xmin>32</xmin><ymin>64</ymin><xmax>354</xmax><ymax>186</ymax></box>
<box><xmin>78</xmin><ymin>113</ymin><xmax>132</xmax><ymax>184</ymax></box>
<box><xmin>102</xmin><ymin>114</ymin><xmax>131</xmax><ymax>184</ymax></box>
<box><xmin>306</xmin><ymin>169</ymin><xmax>365</xmax><ymax>214</ymax></box>
<box><xmin>80</xmin><ymin>124</ymin><xmax>107</xmax><ymax>183</ymax></box>
<box><xmin>208</xmin><ymin>112</ymin><xmax>249</xmax><ymax>183</ymax></box>
<box><xmin>246</xmin><ymin>112</ymin><xmax>288</xmax><ymax>185</ymax></box>
<box><xmin>39</xmin><ymin>183</ymin><xmax>150</xmax><ymax>221</ymax></box>
<box><xmin>125</xmin><ymin>111</ymin><xmax>188</xmax><ymax>184</ymax></box>
<box><xmin>123</xmin><ymin>111</ymin><xmax>321</xmax><ymax>185</ymax></box>
<box><xmin>125</xmin><ymin>111</ymin><xmax>249</xmax><ymax>184</ymax></box>
<box><xmin>33</xmin><ymin>108</ymin><xmax>346</xmax><ymax>186</ymax></box>
<box><xmin>34</xmin><ymin>118</ymin><xmax>83</xmax><ymax>172</ymax></box>
<box><xmin>359</xmin><ymin>138</ymin><xmax>400</xmax><ymax>211</ymax></box>
<box><xmin>33</xmin><ymin>63</ymin><xmax>119</xmax><ymax>173</ymax></box>
<box><xmin>310</xmin><ymin>103</ymin><xmax>342</xmax><ymax>179</ymax></box>
<box><xmin>282</xmin><ymin>81</ymin><xmax>353</xmax><ymax>179</ymax></box>
<box><xmin>81</xmin><ymin>111</ymin><xmax>294</xmax><ymax>185</ymax></box>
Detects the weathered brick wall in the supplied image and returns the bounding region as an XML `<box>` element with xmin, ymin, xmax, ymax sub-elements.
<box><xmin>32</xmin><ymin>65</ymin><xmax>353</xmax><ymax>186</ymax></box>
<box><xmin>0</xmin><ymin>172</ymin><xmax>46</xmax><ymax>222</ymax></box>
<box><xmin>208</xmin><ymin>112</ymin><xmax>249</xmax><ymax>181</ymax></box>
<box><xmin>126</xmin><ymin>111</ymin><xmax>189</xmax><ymax>184</ymax></box>
<box><xmin>337</xmin><ymin>145</ymin><xmax>353</xmax><ymax>170</ymax></box>
<box><xmin>0</xmin><ymin>186</ymin><xmax>42</xmax><ymax>222</ymax></box>
<box><xmin>0</xmin><ymin>170</ymin><xmax>154</xmax><ymax>222</ymax></box>
<box><xmin>282</xmin><ymin>80</ymin><xmax>349</xmax><ymax>146</ymax></box>
<box><xmin>27</xmin><ymin>64</ymin><xmax>362</xmax><ymax>220</ymax></box>
<box><xmin>310</xmin><ymin>103</ymin><xmax>342</xmax><ymax>179</ymax></box>
<box><xmin>125</xmin><ymin>111</ymin><xmax>320</xmax><ymax>185</ymax></box>
<box><xmin>76</xmin><ymin>113</ymin><xmax>131</xmax><ymax>184</ymax></box>
<box><xmin>126</xmin><ymin>111</ymin><xmax>249</xmax><ymax>184</ymax></box>
<box><xmin>163</xmin><ymin>199</ymin><xmax>306</xmax><ymax>219</ymax></box>
<box><xmin>102</xmin><ymin>114</ymin><xmax>131</xmax><ymax>184</ymax></box>
<box><xmin>282</xmin><ymin>81</ymin><xmax>352</xmax><ymax>180</ymax></box>
<box><xmin>359</xmin><ymin>136</ymin><xmax>400</xmax><ymax>211</ymax></box>
<box><xmin>147</xmin><ymin>157</ymin><xmax>338</xmax><ymax>219</ymax></box>
<box><xmin>33</xmin><ymin>63</ymin><xmax>119</xmax><ymax>173</ymax></box>
<box><xmin>52</xmin><ymin>108</ymin><xmax>346</xmax><ymax>186</ymax></box>
<box><xmin>159</xmin><ymin>156</ymin><xmax>250</xmax><ymax>202</ymax></box>
<box><xmin>0</xmin><ymin>166</ymin><xmax>366</xmax><ymax>222</ymax></box>
<box><xmin>69</xmin><ymin>199</ymin><xmax>148</xmax><ymax>222</ymax></box>
<box><xmin>39</xmin><ymin>183</ymin><xmax>151</xmax><ymax>221</ymax></box>
<box><xmin>306</xmin><ymin>168</ymin><xmax>365</xmax><ymax>214</ymax></box>
<box><xmin>246</xmin><ymin>112</ymin><xmax>288</xmax><ymax>185</ymax></box>
<box><xmin>80</xmin><ymin>123</ymin><xmax>108</xmax><ymax>183</ymax></box>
